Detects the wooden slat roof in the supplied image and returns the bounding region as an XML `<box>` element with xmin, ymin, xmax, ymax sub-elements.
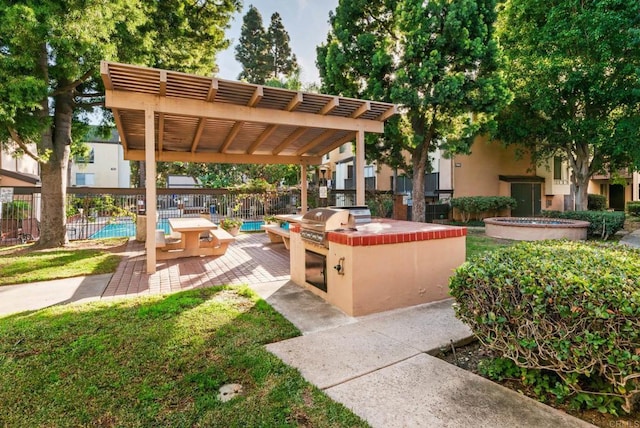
<box><xmin>101</xmin><ymin>61</ymin><xmax>397</xmax><ymax>165</ymax></box>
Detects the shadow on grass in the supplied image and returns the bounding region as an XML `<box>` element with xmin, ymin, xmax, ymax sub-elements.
<box><xmin>0</xmin><ymin>286</ymin><xmax>367</xmax><ymax>427</ymax></box>
<box><xmin>0</xmin><ymin>250</ymin><xmax>122</xmax><ymax>286</ymax></box>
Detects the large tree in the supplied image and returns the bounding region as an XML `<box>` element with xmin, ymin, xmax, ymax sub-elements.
<box><xmin>267</xmin><ymin>12</ymin><xmax>298</xmax><ymax>80</ymax></box>
<box><xmin>235</xmin><ymin>6</ymin><xmax>298</xmax><ymax>84</ymax></box>
<box><xmin>0</xmin><ymin>0</ymin><xmax>240</xmax><ymax>248</ymax></box>
<box><xmin>235</xmin><ymin>5</ymin><xmax>271</xmax><ymax>84</ymax></box>
<box><xmin>317</xmin><ymin>0</ymin><xmax>510</xmax><ymax>222</ymax></box>
<box><xmin>496</xmin><ymin>0</ymin><xmax>640</xmax><ymax>210</ymax></box>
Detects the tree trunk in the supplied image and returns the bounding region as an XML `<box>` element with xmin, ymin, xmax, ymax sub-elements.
<box><xmin>411</xmin><ymin>142</ymin><xmax>430</xmax><ymax>223</ymax></box>
<box><xmin>568</xmin><ymin>143</ymin><xmax>591</xmax><ymax>211</ymax></box>
<box><xmin>34</xmin><ymin>90</ymin><xmax>73</xmax><ymax>248</ymax></box>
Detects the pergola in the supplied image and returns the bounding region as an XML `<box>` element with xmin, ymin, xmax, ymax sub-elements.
<box><xmin>100</xmin><ymin>61</ymin><xmax>397</xmax><ymax>273</ymax></box>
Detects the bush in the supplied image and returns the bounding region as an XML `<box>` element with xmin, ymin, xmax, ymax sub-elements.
<box><xmin>1</xmin><ymin>200</ymin><xmax>30</xmax><ymax>219</ymax></box>
<box><xmin>450</xmin><ymin>196</ymin><xmax>517</xmax><ymax>222</ymax></box>
<box><xmin>450</xmin><ymin>241</ymin><xmax>640</xmax><ymax>414</ymax></box>
<box><xmin>587</xmin><ymin>193</ymin><xmax>607</xmax><ymax>211</ymax></box>
<box><xmin>627</xmin><ymin>201</ymin><xmax>640</xmax><ymax>217</ymax></box>
<box><xmin>541</xmin><ymin>210</ymin><xmax>625</xmax><ymax>240</ymax></box>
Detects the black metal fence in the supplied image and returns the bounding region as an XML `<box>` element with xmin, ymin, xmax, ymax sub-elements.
<box><xmin>0</xmin><ymin>186</ymin><xmax>395</xmax><ymax>245</ymax></box>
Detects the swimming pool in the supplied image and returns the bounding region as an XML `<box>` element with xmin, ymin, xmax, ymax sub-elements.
<box><xmin>89</xmin><ymin>219</ymin><xmax>265</xmax><ymax>239</ymax></box>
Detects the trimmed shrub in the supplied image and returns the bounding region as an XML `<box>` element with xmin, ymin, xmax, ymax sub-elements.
<box><xmin>450</xmin><ymin>196</ymin><xmax>517</xmax><ymax>222</ymax></box>
<box><xmin>587</xmin><ymin>193</ymin><xmax>607</xmax><ymax>211</ymax></box>
<box><xmin>541</xmin><ymin>210</ymin><xmax>625</xmax><ymax>240</ymax></box>
<box><xmin>627</xmin><ymin>201</ymin><xmax>640</xmax><ymax>217</ymax></box>
<box><xmin>450</xmin><ymin>241</ymin><xmax>640</xmax><ymax>414</ymax></box>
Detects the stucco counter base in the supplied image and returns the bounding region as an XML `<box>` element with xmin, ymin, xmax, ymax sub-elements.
<box><xmin>290</xmin><ymin>219</ymin><xmax>466</xmax><ymax>316</ymax></box>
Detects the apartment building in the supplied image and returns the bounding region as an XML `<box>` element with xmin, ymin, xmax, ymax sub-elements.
<box><xmin>69</xmin><ymin>129</ymin><xmax>130</xmax><ymax>188</ymax></box>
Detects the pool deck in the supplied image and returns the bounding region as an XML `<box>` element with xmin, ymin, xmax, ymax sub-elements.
<box><xmin>102</xmin><ymin>232</ymin><xmax>290</xmax><ymax>298</ymax></box>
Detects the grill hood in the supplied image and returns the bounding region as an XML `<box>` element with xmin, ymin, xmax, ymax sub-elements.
<box><xmin>301</xmin><ymin>208</ymin><xmax>355</xmax><ymax>231</ymax></box>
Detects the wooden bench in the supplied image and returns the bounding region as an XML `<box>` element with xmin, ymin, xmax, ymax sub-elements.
<box><xmin>261</xmin><ymin>224</ymin><xmax>290</xmax><ymax>249</ymax></box>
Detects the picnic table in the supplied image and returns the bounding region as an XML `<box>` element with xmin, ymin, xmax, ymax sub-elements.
<box><xmin>156</xmin><ymin>217</ymin><xmax>235</xmax><ymax>260</ymax></box>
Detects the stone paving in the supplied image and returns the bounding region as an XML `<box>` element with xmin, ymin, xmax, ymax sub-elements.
<box><xmin>102</xmin><ymin>233</ymin><xmax>290</xmax><ymax>299</ymax></box>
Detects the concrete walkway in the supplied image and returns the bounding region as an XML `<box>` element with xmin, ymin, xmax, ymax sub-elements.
<box><xmin>0</xmin><ymin>274</ymin><xmax>111</xmax><ymax>315</ymax></box>
<box><xmin>620</xmin><ymin>228</ymin><xmax>640</xmax><ymax>248</ymax></box>
<box><xmin>0</xmin><ymin>233</ymin><xmax>596</xmax><ymax>427</ymax></box>
<box><xmin>265</xmin><ymin>296</ymin><xmax>594</xmax><ymax>428</ymax></box>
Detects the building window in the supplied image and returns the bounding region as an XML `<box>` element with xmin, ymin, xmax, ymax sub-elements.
<box><xmin>75</xmin><ymin>148</ymin><xmax>95</xmax><ymax>164</ymax></box>
<box><xmin>553</xmin><ymin>156</ymin><xmax>563</xmax><ymax>180</ymax></box>
<box><xmin>364</xmin><ymin>165</ymin><xmax>375</xmax><ymax>178</ymax></box>
<box><xmin>339</xmin><ymin>143</ymin><xmax>348</xmax><ymax>154</ymax></box>
<box><xmin>76</xmin><ymin>173</ymin><xmax>95</xmax><ymax>186</ymax></box>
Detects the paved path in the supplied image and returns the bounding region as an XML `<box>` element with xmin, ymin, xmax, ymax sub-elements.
<box><xmin>620</xmin><ymin>229</ymin><xmax>640</xmax><ymax>248</ymax></box>
<box><xmin>0</xmin><ymin>274</ymin><xmax>111</xmax><ymax>315</ymax></box>
<box><xmin>266</xmin><ymin>299</ymin><xmax>595</xmax><ymax>428</ymax></box>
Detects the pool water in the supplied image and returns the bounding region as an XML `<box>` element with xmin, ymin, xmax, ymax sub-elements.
<box><xmin>90</xmin><ymin>219</ymin><xmax>265</xmax><ymax>239</ymax></box>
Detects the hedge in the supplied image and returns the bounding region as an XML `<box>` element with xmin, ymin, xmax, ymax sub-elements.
<box><xmin>541</xmin><ymin>210</ymin><xmax>625</xmax><ymax>240</ymax></box>
<box><xmin>450</xmin><ymin>196</ymin><xmax>517</xmax><ymax>222</ymax></box>
<box><xmin>628</xmin><ymin>201</ymin><xmax>640</xmax><ymax>217</ymax></box>
<box><xmin>587</xmin><ymin>193</ymin><xmax>607</xmax><ymax>211</ymax></box>
<box><xmin>450</xmin><ymin>241</ymin><xmax>640</xmax><ymax>414</ymax></box>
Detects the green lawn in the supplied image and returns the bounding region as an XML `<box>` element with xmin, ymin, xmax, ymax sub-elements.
<box><xmin>466</xmin><ymin>229</ymin><xmax>514</xmax><ymax>259</ymax></box>
<box><xmin>0</xmin><ymin>286</ymin><xmax>367</xmax><ymax>427</ymax></box>
<box><xmin>0</xmin><ymin>240</ymin><xmax>124</xmax><ymax>286</ymax></box>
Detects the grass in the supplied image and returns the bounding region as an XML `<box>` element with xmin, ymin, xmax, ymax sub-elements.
<box><xmin>0</xmin><ymin>239</ymin><xmax>125</xmax><ymax>286</ymax></box>
<box><xmin>0</xmin><ymin>286</ymin><xmax>367</xmax><ymax>427</ymax></box>
<box><xmin>465</xmin><ymin>229</ymin><xmax>514</xmax><ymax>259</ymax></box>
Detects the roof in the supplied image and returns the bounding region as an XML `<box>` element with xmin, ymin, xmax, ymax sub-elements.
<box><xmin>101</xmin><ymin>61</ymin><xmax>397</xmax><ymax>166</ymax></box>
<box><xmin>0</xmin><ymin>168</ymin><xmax>40</xmax><ymax>185</ymax></box>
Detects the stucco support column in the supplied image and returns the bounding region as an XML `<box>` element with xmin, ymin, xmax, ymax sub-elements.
<box><xmin>633</xmin><ymin>172</ymin><xmax>639</xmax><ymax>201</ymax></box>
<box><xmin>300</xmin><ymin>164</ymin><xmax>307</xmax><ymax>213</ymax></box>
<box><xmin>145</xmin><ymin>107</ymin><xmax>157</xmax><ymax>274</ymax></box>
<box><xmin>355</xmin><ymin>129</ymin><xmax>365</xmax><ymax>206</ymax></box>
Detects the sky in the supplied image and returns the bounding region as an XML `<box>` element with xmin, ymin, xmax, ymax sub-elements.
<box><xmin>215</xmin><ymin>0</ymin><xmax>340</xmax><ymax>85</ymax></box>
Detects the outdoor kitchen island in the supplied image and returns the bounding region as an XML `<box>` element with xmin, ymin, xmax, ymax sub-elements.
<box><xmin>288</xmin><ymin>210</ymin><xmax>467</xmax><ymax>316</ymax></box>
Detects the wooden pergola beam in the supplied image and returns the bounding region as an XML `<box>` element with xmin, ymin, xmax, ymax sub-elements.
<box><xmin>206</xmin><ymin>79</ymin><xmax>218</xmax><ymax>102</ymax></box>
<box><xmin>286</xmin><ymin>92</ymin><xmax>303</xmax><ymax>111</ymax></box>
<box><xmin>100</xmin><ymin>61</ymin><xmax>113</xmax><ymax>90</ymax></box>
<box><xmin>220</xmin><ymin>122</ymin><xmax>244</xmax><ymax>153</ymax></box>
<box><xmin>247</xmin><ymin>124</ymin><xmax>277</xmax><ymax>154</ymax></box>
<box><xmin>377</xmin><ymin>105</ymin><xmax>398</xmax><ymax>122</ymax></box>
<box><xmin>159</xmin><ymin>71</ymin><xmax>167</xmax><ymax>96</ymax></box>
<box><xmin>158</xmin><ymin>113</ymin><xmax>165</xmax><ymax>153</ymax></box>
<box><xmin>190</xmin><ymin>118</ymin><xmax>206</xmax><ymax>152</ymax></box>
<box><xmin>125</xmin><ymin>149</ymin><xmax>321</xmax><ymax>165</ymax></box>
<box><xmin>351</xmin><ymin>101</ymin><xmax>371</xmax><ymax>119</ymax></box>
<box><xmin>248</xmin><ymin>86</ymin><xmax>263</xmax><ymax>107</ymax></box>
<box><xmin>112</xmin><ymin>109</ymin><xmax>128</xmax><ymax>152</ymax></box>
<box><xmin>272</xmin><ymin>127</ymin><xmax>307</xmax><ymax>155</ymax></box>
<box><xmin>106</xmin><ymin>90</ymin><xmax>384</xmax><ymax>133</ymax></box>
<box><xmin>320</xmin><ymin>132</ymin><xmax>356</xmax><ymax>154</ymax></box>
<box><xmin>319</xmin><ymin>97</ymin><xmax>339</xmax><ymax>115</ymax></box>
<box><xmin>295</xmin><ymin>130</ymin><xmax>338</xmax><ymax>156</ymax></box>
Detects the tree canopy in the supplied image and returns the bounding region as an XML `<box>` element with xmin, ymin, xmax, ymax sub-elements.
<box><xmin>317</xmin><ymin>0</ymin><xmax>511</xmax><ymax>221</ymax></box>
<box><xmin>235</xmin><ymin>6</ymin><xmax>298</xmax><ymax>84</ymax></box>
<box><xmin>0</xmin><ymin>0</ymin><xmax>240</xmax><ymax>247</ymax></box>
<box><xmin>496</xmin><ymin>0</ymin><xmax>640</xmax><ymax>210</ymax></box>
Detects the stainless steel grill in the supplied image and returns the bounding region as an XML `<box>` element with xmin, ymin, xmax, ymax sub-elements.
<box><xmin>300</xmin><ymin>208</ymin><xmax>354</xmax><ymax>247</ymax></box>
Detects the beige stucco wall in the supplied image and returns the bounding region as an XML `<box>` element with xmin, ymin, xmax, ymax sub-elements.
<box><xmin>290</xmin><ymin>230</ymin><xmax>466</xmax><ymax>316</ymax></box>
<box><xmin>70</xmin><ymin>142</ymin><xmax>130</xmax><ymax>188</ymax></box>
<box><xmin>1</xmin><ymin>145</ymin><xmax>40</xmax><ymax>177</ymax></box>
<box><xmin>453</xmin><ymin>136</ymin><xmax>535</xmax><ymax>197</ymax></box>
